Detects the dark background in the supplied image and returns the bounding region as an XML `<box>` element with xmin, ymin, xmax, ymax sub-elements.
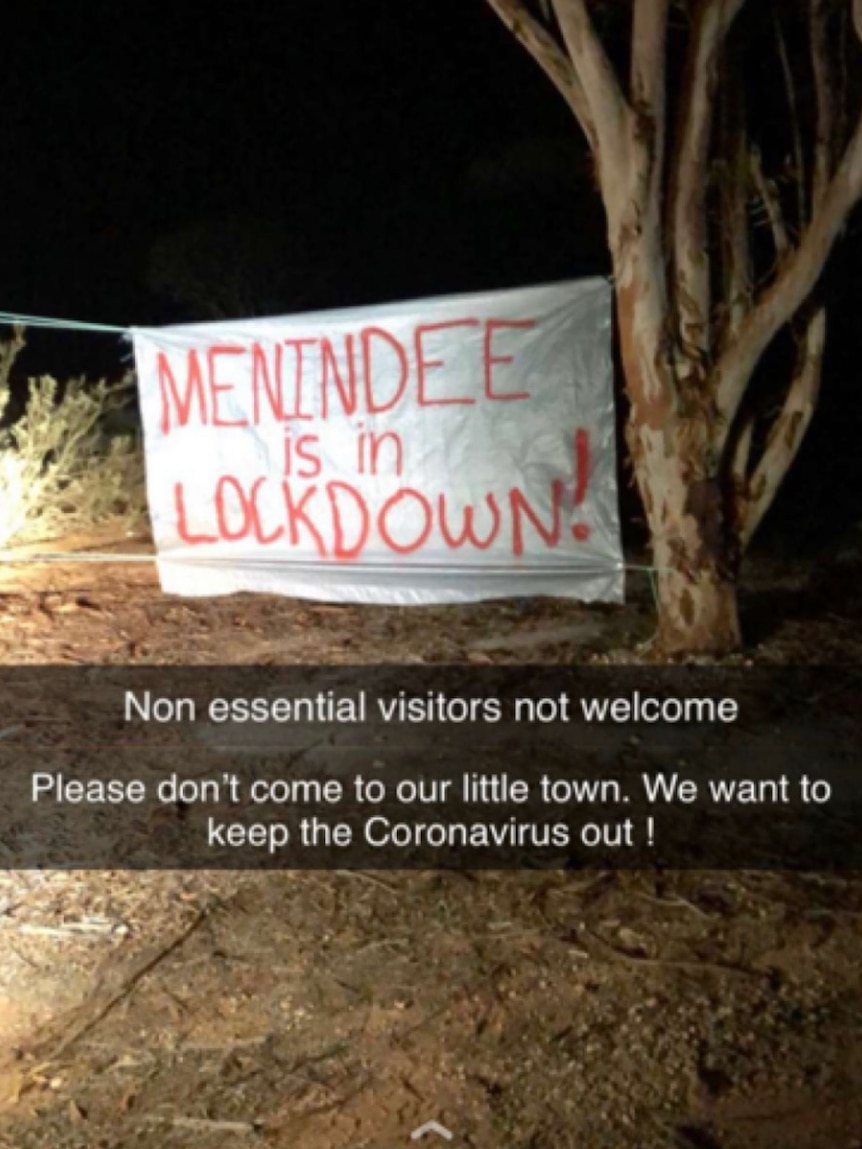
<box><xmin>1</xmin><ymin>1</ymin><xmax>602</xmax><ymax>337</ymax></box>
<box><xmin>1</xmin><ymin>0</ymin><xmax>860</xmax><ymax>547</ymax></box>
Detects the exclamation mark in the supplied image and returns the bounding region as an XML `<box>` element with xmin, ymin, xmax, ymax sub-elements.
<box><xmin>572</xmin><ymin>428</ymin><xmax>591</xmax><ymax>541</ymax></box>
<box><xmin>646</xmin><ymin>817</ymin><xmax>655</xmax><ymax>847</ymax></box>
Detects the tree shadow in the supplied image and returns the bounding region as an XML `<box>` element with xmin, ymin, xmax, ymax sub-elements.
<box><xmin>740</xmin><ymin>543</ymin><xmax>862</xmax><ymax>648</ymax></box>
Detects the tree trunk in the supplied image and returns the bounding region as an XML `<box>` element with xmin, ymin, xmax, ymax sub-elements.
<box><xmin>633</xmin><ymin>443</ymin><xmax>742</xmax><ymax>655</ymax></box>
<box><xmin>484</xmin><ymin>0</ymin><xmax>862</xmax><ymax>656</ymax></box>
<box><xmin>650</xmin><ymin>536</ymin><xmax>741</xmax><ymax>655</ymax></box>
<box><xmin>616</xmin><ymin>278</ymin><xmax>742</xmax><ymax>656</ymax></box>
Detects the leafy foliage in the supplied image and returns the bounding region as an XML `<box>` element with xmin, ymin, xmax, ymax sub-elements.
<box><xmin>0</xmin><ymin>330</ymin><xmax>146</xmax><ymax>547</ymax></box>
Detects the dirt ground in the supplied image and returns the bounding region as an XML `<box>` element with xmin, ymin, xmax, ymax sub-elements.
<box><xmin>0</xmin><ymin>531</ymin><xmax>860</xmax><ymax>1148</ymax></box>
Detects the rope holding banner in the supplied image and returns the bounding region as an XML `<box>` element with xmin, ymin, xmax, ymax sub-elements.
<box><xmin>0</xmin><ymin>311</ymin><xmax>129</xmax><ymax>336</ymax></box>
<box><xmin>0</xmin><ymin>551</ymin><xmax>674</xmax><ymax>578</ymax></box>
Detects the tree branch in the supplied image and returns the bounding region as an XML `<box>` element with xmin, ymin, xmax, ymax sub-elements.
<box><xmin>631</xmin><ymin>0</ymin><xmax>670</xmax><ymax>203</ymax></box>
<box><xmin>737</xmin><ymin>0</ymin><xmax>837</xmax><ymax>547</ymax></box>
<box><xmin>713</xmin><ymin>58</ymin><xmax>752</xmax><ymax>346</ymax></box>
<box><xmin>773</xmin><ymin>2</ymin><xmax>807</xmax><ymax>228</ymax></box>
<box><xmin>631</xmin><ymin>0</ymin><xmax>669</xmax><ymax>130</ymax></box>
<box><xmin>484</xmin><ymin>0</ymin><xmax>598</xmax><ymax>149</ymax></box>
<box><xmin>715</xmin><ymin>105</ymin><xmax>862</xmax><ymax>434</ymax></box>
<box><xmin>750</xmin><ymin>147</ymin><xmax>790</xmax><ymax>258</ymax></box>
<box><xmin>741</xmin><ymin>307</ymin><xmax>826</xmax><ymax>547</ymax></box>
<box><xmin>668</xmin><ymin>0</ymin><xmax>748</xmax><ymax>363</ymax></box>
<box><xmin>731</xmin><ymin>415</ymin><xmax>754</xmax><ymax>490</ymax></box>
<box><xmin>550</xmin><ymin>0</ymin><xmax>632</xmax><ymax>189</ymax></box>
<box><xmin>615</xmin><ymin>0</ymin><xmax>673</xmax><ymax>374</ymax></box>
<box><xmin>810</xmin><ymin>0</ymin><xmax>836</xmax><ymax>204</ymax></box>
<box><xmin>734</xmin><ymin>2</ymin><xmax>838</xmax><ymax>549</ymax></box>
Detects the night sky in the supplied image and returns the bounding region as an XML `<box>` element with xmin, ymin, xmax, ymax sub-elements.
<box><xmin>2</xmin><ymin>1</ymin><xmax>860</xmax><ymax>543</ymax></box>
<box><xmin>2</xmin><ymin>1</ymin><xmax>603</xmax><ymax>340</ymax></box>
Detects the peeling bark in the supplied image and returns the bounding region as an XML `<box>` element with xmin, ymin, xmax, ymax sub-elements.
<box><xmin>668</xmin><ymin>0</ymin><xmax>747</xmax><ymax>367</ymax></box>
<box><xmin>653</xmin><ymin>560</ymin><xmax>741</xmax><ymax>654</ymax></box>
<box><xmin>742</xmin><ymin>306</ymin><xmax>826</xmax><ymax>546</ymax></box>
<box><xmin>484</xmin><ymin>0</ymin><xmax>862</xmax><ymax>655</ymax></box>
<box><xmin>484</xmin><ymin>0</ymin><xmax>597</xmax><ymax>148</ymax></box>
<box><xmin>616</xmin><ymin>257</ymin><xmax>739</xmax><ymax>654</ymax></box>
<box><xmin>735</xmin><ymin>0</ymin><xmax>835</xmax><ymax>544</ymax></box>
<box><xmin>719</xmin><ymin>77</ymin><xmax>751</xmax><ymax>341</ymax></box>
<box><xmin>715</xmin><ymin>109</ymin><xmax>862</xmax><ymax>435</ymax></box>
<box><xmin>750</xmin><ymin>148</ymin><xmax>790</xmax><ymax>259</ymax></box>
<box><xmin>625</xmin><ymin>396</ymin><xmax>741</xmax><ymax>655</ymax></box>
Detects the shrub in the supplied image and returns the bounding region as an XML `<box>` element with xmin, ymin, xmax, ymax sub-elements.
<box><xmin>0</xmin><ymin>327</ymin><xmax>147</xmax><ymax>547</ymax></box>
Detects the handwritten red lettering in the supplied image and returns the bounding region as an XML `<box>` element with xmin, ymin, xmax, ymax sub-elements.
<box><xmin>173</xmin><ymin>471</ymin><xmax>589</xmax><ymax>559</ymax></box>
<box><xmin>283</xmin><ymin>338</ymin><xmax>317</xmax><ymax>421</ymax></box>
<box><xmin>281</xmin><ymin>482</ymin><xmax>327</xmax><ymax>555</ymax></box>
<box><xmin>414</xmin><ymin>319</ymin><xmax>479</xmax><ymax>406</ymax></box>
<box><xmin>361</xmin><ymin>326</ymin><xmax>409</xmax><ymax>414</ymax></box>
<box><xmin>377</xmin><ymin>488</ymin><xmax>434</xmax><ymax>554</ymax></box>
<box><xmin>321</xmin><ymin>335</ymin><xmax>358</xmax><ymax>418</ymax></box>
<box><xmin>214</xmin><ymin>476</ymin><xmax>253</xmax><ymax>541</ymax></box>
<box><xmin>572</xmin><ymin>428</ymin><xmax>591</xmax><ymax>541</ymax></box>
<box><xmin>208</xmin><ymin>345</ymin><xmax>248</xmax><ymax>428</ymax></box>
<box><xmin>509</xmin><ymin>479</ymin><xmax>564</xmax><ymax>556</ymax></box>
<box><xmin>248</xmin><ymin>477</ymin><xmax>284</xmax><ymax>545</ymax></box>
<box><xmin>252</xmin><ymin>342</ymin><xmax>284</xmax><ymax>423</ymax></box>
<box><xmin>327</xmin><ymin>481</ymin><xmax>371</xmax><ymax>559</ymax></box>
<box><xmin>483</xmin><ymin>320</ymin><xmax>535</xmax><ymax>402</ymax></box>
<box><xmin>159</xmin><ymin>351</ymin><xmax>208</xmax><ymax>434</ymax></box>
<box><xmin>438</xmin><ymin>493</ymin><xmax>502</xmax><ymax>550</ymax></box>
<box><xmin>173</xmin><ymin>482</ymin><xmax>217</xmax><ymax>544</ymax></box>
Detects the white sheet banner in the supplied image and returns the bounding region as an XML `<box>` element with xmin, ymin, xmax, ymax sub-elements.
<box><xmin>131</xmin><ymin>279</ymin><xmax>623</xmax><ymax>603</ymax></box>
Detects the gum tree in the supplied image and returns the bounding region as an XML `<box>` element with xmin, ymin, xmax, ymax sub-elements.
<box><xmin>485</xmin><ymin>0</ymin><xmax>862</xmax><ymax>652</ymax></box>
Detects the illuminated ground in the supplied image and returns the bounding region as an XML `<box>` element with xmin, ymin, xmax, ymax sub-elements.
<box><xmin>0</xmin><ymin>530</ymin><xmax>859</xmax><ymax>1148</ymax></box>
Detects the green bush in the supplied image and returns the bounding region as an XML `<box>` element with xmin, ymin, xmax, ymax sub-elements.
<box><xmin>0</xmin><ymin>326</ymin><xmax>147</xmax><ymax>547</ymax></box>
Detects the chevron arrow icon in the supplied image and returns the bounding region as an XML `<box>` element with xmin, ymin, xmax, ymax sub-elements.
<box><xmin>411</xmin><ymin>1120</ymin><xmax>454</xmax><ymax>1141</ymax></box>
